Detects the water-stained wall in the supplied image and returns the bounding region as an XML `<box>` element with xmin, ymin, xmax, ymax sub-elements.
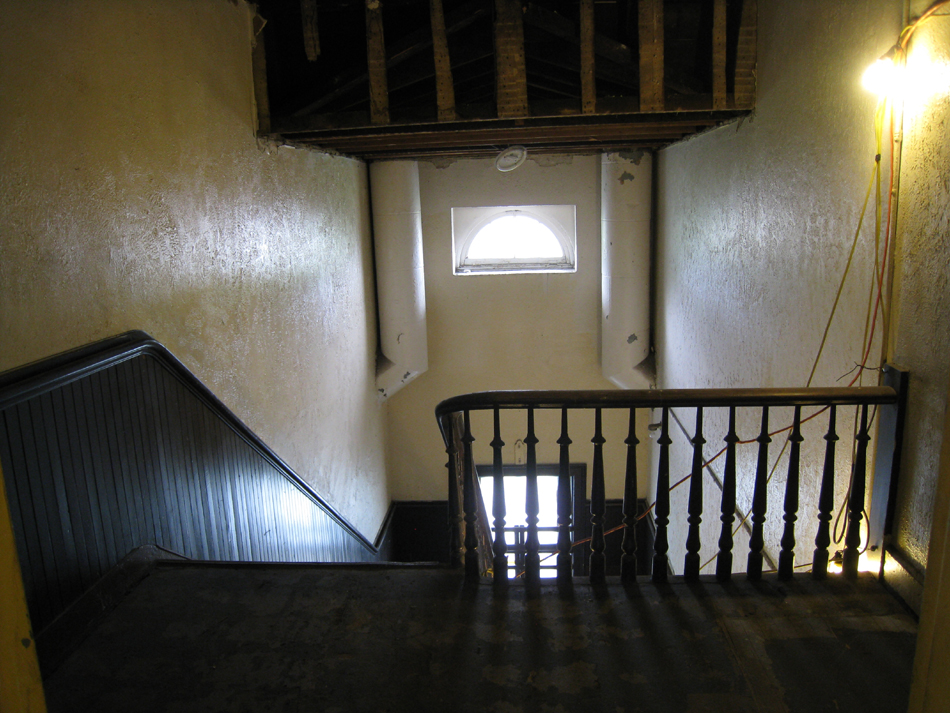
<box><xmin>0</xmin><ymin>0</ymin><xmax>389</xmax><ymax>537</ymax></box>
<box><xmin>654</xmin><ymin>0</ymin><xmax>949</xmax><ymax>587</ymax></box>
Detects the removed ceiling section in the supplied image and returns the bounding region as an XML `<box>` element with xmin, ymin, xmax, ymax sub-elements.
<box><xmin>601</xmin><ymin>151</ymin><xmax>652</xmax><ymax>389</ymax></box>
<box><xmin>371</xmin><ymin>160</ymin><xmax>429</xmax><ymax>401</ymax></box>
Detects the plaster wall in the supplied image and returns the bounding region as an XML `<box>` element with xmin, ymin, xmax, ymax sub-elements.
<box><xmin>887</xmin><ymin>5</ymin><xmax>950</xmax><ymax>571</ymax></box>
<box><xmin>0</xmin><ymin>0</ymin><xmax>389</xmax><ymax>536</ymax></box>
<box><xmin>653</xmin><ymin>1</ymin><xmax>931</xmax><ymax>574</ymax></box>
<box><xmin>386</xmin><ymin>155</ymin><xmax>652</xmax><ymax>504</ymax></box>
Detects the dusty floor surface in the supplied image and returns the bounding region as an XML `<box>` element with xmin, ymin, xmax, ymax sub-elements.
<box><xmin>43</xmin><ymin>563</ymin><xmax>916</xmax><ymax>713</ymax></box>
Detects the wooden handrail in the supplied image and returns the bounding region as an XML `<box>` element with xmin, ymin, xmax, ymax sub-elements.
<box><xmin>436</xmin><ymin>386</ymin><xmax>897</xmax><ymax>442</ymax></box>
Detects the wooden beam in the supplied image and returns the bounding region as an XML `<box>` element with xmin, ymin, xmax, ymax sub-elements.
<box><xmin>294</xmin><ymin>0</ymin><xmax>488</xmax><ymax>117</ymax></box>
<box><xmin>638</xmin><ymin>0</ymin><xmax>664</xmax><ymax>112</ymax></box>
<box><xmin>301</xmin><ymin>0</ymin><xmax>321</xmax><ymax>61</ymax></box>
<box><xmin>734</xmin><ymin>0</ymin><xmax>757</xmax><ymax>109</ymax></box>
<box><xmin>365</xmin><ymin>0</ymin><xmax>390</xmax><ymax>125</ymax></box>
<box><xmin>530</xmin><ymin>52</ymin><xmax>638</xmax><ymax>93</ymax></box>
<box><xmin>712</xmin><ymin>0</ymin><xmax>727</xmax><ymax>109</ymax></box>
<box><xmin>430</xmin><ymin>0</ymin><xmax>456</xmax><ymax>121</ymax></box>
<box><xmin>277</xmin><ymin>110</ymin><xmax>746</xmax><ymax>157</ymax></box>
<box><xmin>580</xmin><ymin>0</ymin><xmax>596</xmax><ymax>113</ymax></box>
<box><xmin>333</xmin><ymin>43</ymin><xmax>491</xmax><ymax>114</ymax></box>
<box><xmin>523</xmin><ymin>4</ymin><xmax>635</xmax><ymax>69</ymax></box>
<box><xmin>251</xmin><ymin>14</ymin><xmax>271</xmax><ymax>134</ymax></box>
<box><xmin>494</xmin><ymin>0</ymin><xmax>529</xmax><ymax>118</ymax></box>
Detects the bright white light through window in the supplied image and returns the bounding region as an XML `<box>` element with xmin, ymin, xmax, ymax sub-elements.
<box><xmin>479</xmin><ymin>474</ymin><xmax>560</xmax><ymax>579</ymax></box>
<box><xmin>467</xmin><ymin>215</ymin><xmax>565</xmax><ymax>260</ymax></box>
<box><xmin>452</xmin><ymin>205</ymin><xmax>576</xmax><ymax>275</ymax></box>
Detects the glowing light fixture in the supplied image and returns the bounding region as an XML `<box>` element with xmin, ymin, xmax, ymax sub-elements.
<box><xmin>862</xmin><ymin>1</ymin><xmax>950</xmax><ymax>104</ymax></box>
<box><xmin>825</xmin><ymin>550</ymin><xmax>879</xmax><ymax>576</ymax></box>
<box><xmin>863</xmin><ymin>44</ymin><xmax>950</xmax><ymax>106</ymax></box>
<box><xmin>857</xmin><ymin>551</ymin><xmax>879</xmax><ymax>573</ymax></box>
<box><xmin>861</xmin><ymin>46</ymin><xmax>900</xmax><ymax>96</ymax></box>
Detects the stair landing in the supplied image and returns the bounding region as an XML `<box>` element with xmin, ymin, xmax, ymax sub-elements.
<box><xmin>42</xmin><ymin>562</ymin><xmax>917</xmax><ymax>712</ymax></box>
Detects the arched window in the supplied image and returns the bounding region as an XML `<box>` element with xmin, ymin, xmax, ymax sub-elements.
<box><xmin>451</xmin><ymin>205</ymin><xmax>577</xmax><ymax>275</ymax></box>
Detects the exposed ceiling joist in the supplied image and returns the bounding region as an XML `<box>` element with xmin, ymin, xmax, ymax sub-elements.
<box><xmin>256</xmin><ymin>0</ymin><xmax>756</xmax><ymax>159</ymax></box>
<box><xmin>279</xmin><ymin>109</ymin><xmax>744</xmax><ymax>158</ymax></box>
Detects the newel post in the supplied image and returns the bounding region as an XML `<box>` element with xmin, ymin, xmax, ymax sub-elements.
<box><xmin>867</xmin><ymin>365</ymin><xmax>909</xmax><ymax>576</ymax></box>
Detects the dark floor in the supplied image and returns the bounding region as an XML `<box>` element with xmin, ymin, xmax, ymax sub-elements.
<box><xmin>43</xmin><ymin>563</ymin><xmax>917</xmax><ymax>713</ymax></box>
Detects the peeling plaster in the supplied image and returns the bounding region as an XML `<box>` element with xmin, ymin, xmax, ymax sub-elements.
<box><xmin>528</xmin><ymin>153</ymin><xmax>575</xmax><ymax>167</ymax></box>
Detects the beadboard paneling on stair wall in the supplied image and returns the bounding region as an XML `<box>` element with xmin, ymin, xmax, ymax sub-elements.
<box><xmin>0</xmin><ymin>336</ymin><xmax>378</xmax><ymax>635</ymax></box>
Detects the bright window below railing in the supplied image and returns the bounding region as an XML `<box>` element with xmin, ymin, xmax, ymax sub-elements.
<box><xmin>479</xmin><ymin>472</ymin><xmax>560</xmax><ymax>578</ymax></box>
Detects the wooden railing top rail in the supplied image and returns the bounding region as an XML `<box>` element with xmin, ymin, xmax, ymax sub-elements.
<box><xmin>436</xmin><ymin>386</ymin><xmax>897</xmax><ymax>423</ymax></box>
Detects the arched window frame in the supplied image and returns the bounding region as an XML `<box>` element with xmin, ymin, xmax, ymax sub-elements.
<box><xmin>451</xmin><ymin>205</ymin><xmax>577</xmax><ymax>275</ymax></box>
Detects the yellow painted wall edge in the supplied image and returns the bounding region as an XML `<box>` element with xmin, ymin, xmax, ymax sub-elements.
<box><xmin>0</xmin><ymin>462</ymin><xmax>47</xmax><ymax>712</ymax></box>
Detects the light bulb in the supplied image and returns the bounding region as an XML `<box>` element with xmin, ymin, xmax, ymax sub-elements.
<box><xmin>862</xmin><ymin>47</ymin><xmax>901</xmax><ymax>96</ymax></box>
<box><xmin>862</xmin><ymin>43</ymin><xmax>950</xmax><ymax>108</ymax></box>
<box><xmin>862</xmin><ymin>56</ymin><xmax>901</xmax><ymax>96</ymax></box>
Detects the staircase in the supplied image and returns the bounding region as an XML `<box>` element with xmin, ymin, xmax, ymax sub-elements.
<box><xmin>0</xmin><ymin>334</ymin><xmax>919</xmax><ymax>711</ymax></box>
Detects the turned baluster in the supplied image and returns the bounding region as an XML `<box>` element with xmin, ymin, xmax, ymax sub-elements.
<box><xmin>621</xmin><ymin>408</ymin><xmax>639</xmax><ymax>582</ymax></box>
<box><xmin>812</xmin><ymin>405</ymin><xmax>838</xmax><ymax>579</ymax></box>
<box><xmin>716</xmin><ymin>407</ymin><xmax>738</xmax><ymax>581</ymax></box>
<box><xmin>462</xmin><ymin>410</ymin><xmax>479</xmax><ymax>580</ymax></box>
<box><xmin>490</xmin><ymin>407</ymin><xmax>507</xmax><ymax>586</ymax></box>
<box><xmin>842</xmin><ymin>404</ymin><xmax>871</xmax><ymax>579</ymax></box>
<box><xmin>684</xmin><ymin>407</ymin><xmax>706</xmax><ymax>580</ymax></box>
<box><xmin>778</xmin><ymin>406</ymin><xmax>803</xmax><ymax>580</ymax></box>
<box><xmin>653</xmin><ymin>407</ymin><xmax>671</xmax><ymax>583</ymax></box>
<box><xmin>524</xmin><ymin>407</ymin><xmax>541</xmax><ymax>585</ymax></box>
<box><xmin>589</xmin><ymin>408</ymin><xmax>607</xmax><ymax>583</ymax></box>
<box><xmin>747</xmin><ymin>407</ymin><xmax>771</xmax><ymax>581</ymax></box>
<box><xmin>556</xmin><ymin>407</ymin><xmax>574</xmax><ymax>582</ymax></box>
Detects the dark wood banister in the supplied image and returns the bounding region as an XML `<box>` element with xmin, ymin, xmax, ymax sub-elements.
<box><xmin>435</xmin><ymin>383</ymin><xmax>904</xmax><ymax>585</ymax></box>
<box><xmin>437</xmin><ymin>387</ymin><xmax>897</xmax><ymax>423</ymax></box>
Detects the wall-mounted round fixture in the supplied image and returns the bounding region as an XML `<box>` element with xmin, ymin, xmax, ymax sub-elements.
<box><xmin>495</xmin><ymin>145</ymin><xmax>527</xmax><ymax>172</ymax></box>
